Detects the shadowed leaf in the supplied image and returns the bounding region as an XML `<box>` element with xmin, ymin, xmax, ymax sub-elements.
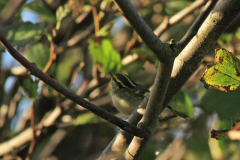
<box><xmin>19</xmin><ymin>77</ymin><xmax>38</xmax><ymax>99</ymax></box>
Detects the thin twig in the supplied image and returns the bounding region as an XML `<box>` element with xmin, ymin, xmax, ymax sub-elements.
<box><xmin>179</xmin><ymin>0</ymin><xmax>218</xmax><ymax>49</ymax></box>
<box><xmin>26</xmin><ymin>102</ymin><xmax>36</xmax><ymax>160</ymax></box>
<box><xmin>0</xmin><ymin>33</ymin><xmax>147</xmax><ymax>138</ymax></box>
<box><xmin>113</xmin><ymin>0</ymin><xmax>167</xmax><ymax>62</ymax></box>
<box><xmin>90</xmin><ymin>0</ymin><xmax>99</xmax><ymax>36</ymax></box>
<box><xmin>158</xmin><ymin>114</ymin><xmax>177</xmax><ymax>122</ymax></box>
<box><xmin>154</xmin><ymin>0</ymin><xmax>207</xmax><ymax>37</ymax></box>
<box><xmin>43</xmin><ymin>41</ymin><xmax>56</xmax><ymax>73</ymax></box>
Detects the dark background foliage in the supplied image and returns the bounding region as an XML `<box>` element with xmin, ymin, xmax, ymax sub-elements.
<box><xmin>0</xmin><ymin>0</ymin><xmax>240</xmax><ymax>159</ymax></box>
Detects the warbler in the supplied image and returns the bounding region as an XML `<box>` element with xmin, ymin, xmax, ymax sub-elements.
<box><xmin>110</xmin><ymin>73</ymin><xmax>188</xmax><ymax>118</ymax></box>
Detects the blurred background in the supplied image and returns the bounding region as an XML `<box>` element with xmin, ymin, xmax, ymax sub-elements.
<box><xmin>0</xmin><ymin>0</ymin><xmax>240</xmax><ymax>159</ymax></box>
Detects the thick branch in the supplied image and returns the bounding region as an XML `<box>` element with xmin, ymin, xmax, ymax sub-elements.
<box><xmin>0</xmin><ymin>33</ymin><xmax>146</xmax><ymax>138</ymax></box>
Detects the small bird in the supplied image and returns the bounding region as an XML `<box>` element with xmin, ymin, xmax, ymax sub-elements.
<box><xmin>110</xmin><ymin>73</ymin><xmax>149</xmax><ymax>115</ymax></box>
<box><xmin>110</xmin><ymin>73</ymin><xmax>188</xmax><ymax>118</ymax></box>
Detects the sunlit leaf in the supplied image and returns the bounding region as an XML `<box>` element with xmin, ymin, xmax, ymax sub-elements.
<box><xmin>201</xmin><ymin>48</ymin><xmax>240</xmax><ymax>92</ymax></box>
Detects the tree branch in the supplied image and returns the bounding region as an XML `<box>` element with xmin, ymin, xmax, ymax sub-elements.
<box><xmin>0</xmin><ymin>33</ymin><xmax>147</xmax><ymax>138</ymax></box>
<box><xmin>113</xmin><ymin>0</ymin><xmax>168</xmax><ymax>62</ymax></box>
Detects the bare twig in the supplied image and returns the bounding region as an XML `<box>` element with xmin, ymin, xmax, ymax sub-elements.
<box><xmin>26</xmin><ymin>102</ymin><xmax>36</xmax><ymax>160</ymax></box>
<box><xmin>0</xmin><ymin>33</ymin><xmax>146</xmax><ymax>138</ymax></box>
<box><xmin>43</xmin><ymin>41</ymin><xmax>56</xmax><ymax>73</ymax></box>
<box><xmin>113</xmin><ymin>0</ymin><xmax>168</xmax><ymax>62</ymax></box>
<box><xmin>90</xmin><ymin>0</ymin><xmax>100</xmax><ymax>36</ymax></box>
<box><xmin>154</xmin><ymin>0</ymin><xmax>207</xmax><ymax>37</ymax></box>
<box><xmin>179</xmin><ymin>0</ymin><xmax>218</xmax><ymax>49</ymax></box>
<box><xmin>125</xmin><ymin>0</ymin><xmax>207</xmax><ymax>55</ymax></box>
<box><xmin>158</xmin><ymin>114</ymin><xmax>177</xmax><ymax>122</ymax></box>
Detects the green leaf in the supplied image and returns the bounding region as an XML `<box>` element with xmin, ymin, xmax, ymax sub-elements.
<box><xmin>19</xmin><ymin>77</ymin><xmax>38</xmax><ymax>99</ymax></box>
<box><xmin>201</xmin><ymin>48</ymin><xmax>240</xmax><ymax>92</ymax></box>
<box><xmin>0</xmin><ymin>22</ymin><xmax>46</xmax><ymax>51</ymax></box>
<box><xmin>200</xmin><ymin>88</ymin><xmax>240</xmax><ymax>120</ymax></box>
<box><xmin>169</xmin><ymin>89</ymin><xmax>195</xmax><ymax>118</ymax></box>
<box><xmin>24</xmin><ymin>43</ymin><xmax>50</xmax><ymax>70</ymax></box>
<box><xmin>23</xmin><ymin>1</ymin><xmax>56</xmax><ymax>22</ymax></box>
<box><xmin>89</xmin><ymin>38</ymin><xmax>122</xmax><ymax>73</ymax></box>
